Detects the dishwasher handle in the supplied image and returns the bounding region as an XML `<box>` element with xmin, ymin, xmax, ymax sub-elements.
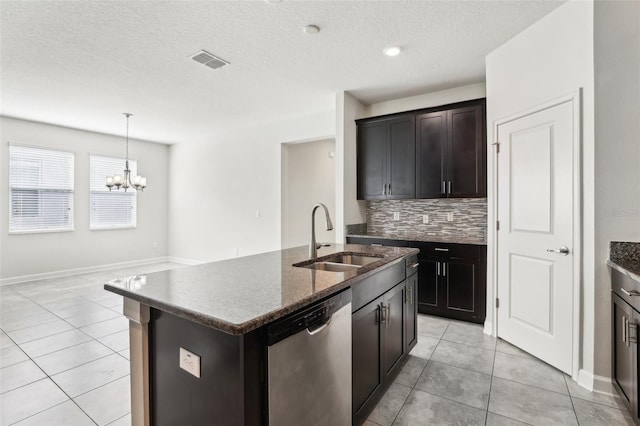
<box><xmin>307</xmin><ymin>316</ymin><xmax>331</xmax><ymax>335</ymax></box>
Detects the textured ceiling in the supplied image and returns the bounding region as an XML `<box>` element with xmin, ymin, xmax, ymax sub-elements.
<box><xmin>0</xmin><ymin>1</ymin><xmax>564</xmax><ymax>144</ymax></box>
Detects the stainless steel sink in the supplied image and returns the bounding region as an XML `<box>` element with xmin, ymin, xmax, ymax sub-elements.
<box><xmin>322</xmin><ymin>254</ymin><xmax>382</xmax><ymax>267</ymax></box>
<box><xmin>305</xmin><ymin>262</ymin><xmax>361</xmax><ymax>272</ymax></box>
<box><xmin>294</xmin><ymin>252</ymin><xmax>384</xmax><ymax>272</ymax></box>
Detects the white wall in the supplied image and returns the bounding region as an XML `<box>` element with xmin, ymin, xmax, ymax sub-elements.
<box><xmin>363</xmin><ymin>83</ymin><xmax>486</xmax><ymax>118</ymax></box>
<box><xmin>168</xmin><ymin>110</ymin><xmax>335</xmax><ymax>262</ymax></box>
<box><xmin>486</xmin><ymin>0</ymin><xmax>595</xmax><ymax>387</ymax></box>
<box><xmin>281</xmin><ymin>139</ymin><xmax>336</xmax><ymax>249</ymax></box>
<box><xmin>335</xmin><ymin>92</ymin><xmax>366</xmax><ymax>242</ymax></box>
<box><xmin>0</xmin><ymin>116</ymin><xmax>169</xmax><ymax>280</ymax></box>
<box><xmin>594</xmin><ymin>0</ymin><xmax>640</xmax><ymax>381</ymax></box>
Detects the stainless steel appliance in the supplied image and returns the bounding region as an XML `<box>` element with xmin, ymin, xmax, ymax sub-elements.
<box><xmin>267</xmin><ymin>289</ymin><xmax>352</xmax><ymax>426</ymax></box>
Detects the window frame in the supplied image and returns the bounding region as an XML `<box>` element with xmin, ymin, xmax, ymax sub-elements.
<box><xmin>8</xmin><ymin>144</ymin><xmax>75</xmax><ymax>234</ymax></box>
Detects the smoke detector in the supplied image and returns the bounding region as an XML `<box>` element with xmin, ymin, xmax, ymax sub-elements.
<box><xmin>190</xmin><ymin>50</ymin><xmax>229</xmax><ymax>70</ymax></box>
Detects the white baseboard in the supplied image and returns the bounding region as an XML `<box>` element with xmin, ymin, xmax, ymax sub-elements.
<box><xmin>0</xmin><ymin>256</ymin><xmax>192</xmax><ymax>286</ymax></box>
<box><xmin>483</xmin><ymin>321</ymin><xmax>494</xmax><ymax>336</ymax></box>
<box><xmin>577</xmin><ymin>369</ymin><xmax>595</xmax><ymax>391</ymax></box>
<box><xmin>576</xmin><ymin>369</ymin><xmax>615</xmax><ymax>396</ymax></box>
<box><xmin>166</xmin><ymin>256</ymin><xmax>206</xmax><ymax>266</ymax></box>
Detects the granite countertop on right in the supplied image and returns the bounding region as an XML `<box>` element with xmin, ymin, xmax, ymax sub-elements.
<box><xmin>608</xmin><ymin>241</ymin><xmax>640</xmax><ymax>281</ymax></box>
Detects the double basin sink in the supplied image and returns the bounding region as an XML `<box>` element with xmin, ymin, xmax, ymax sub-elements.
<box><xmin>293</xmin><ymin>252</ymin><xmax>384</xmax><ymax>273</ymax></box>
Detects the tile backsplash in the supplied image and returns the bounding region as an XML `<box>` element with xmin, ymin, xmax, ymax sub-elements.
<box><xmin>365</xmin><ymin>198</ymin><xmax>487</xmax><ymax>241</ymax></box>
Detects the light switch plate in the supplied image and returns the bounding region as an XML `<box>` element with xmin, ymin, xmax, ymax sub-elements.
<box><xmin>393</xmin><ymin>212</ymin><xmax>400</xmax><ymax>221</ymax></box>
<box><xmin>179</xmin><ymin>347</ymin><xmax>201</xmax><ymax>378</ymax></box>
<box><xmin>422</xmin><ymin>214</ymin><xmax>429</xmax><ymax>224</ymax></box>
<box><xmin>447</xmin><ymin>212</ymin><xmax>454</xmax><ymax>222</ymax></box>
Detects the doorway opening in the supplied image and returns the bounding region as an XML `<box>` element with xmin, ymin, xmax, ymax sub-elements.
<box><xmin>281</xmin><ymin>139</ymin><xmax>336</xmax><ymax>249</ymax></box>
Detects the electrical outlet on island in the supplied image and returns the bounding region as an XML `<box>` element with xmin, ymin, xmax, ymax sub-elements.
<box><xmin>447</xmin><ymin>212</ymin><xmax>454</xmax><ymax>222</ymax></box>
<box><xmin>422</xmin><ymin>215</ymin><xmax>429</xmax><ymax>224</ymax></box>
<box><xmin>393</xmin><ymin>212</ymin><xmax>400</xmax><ymax>221</ymax></box>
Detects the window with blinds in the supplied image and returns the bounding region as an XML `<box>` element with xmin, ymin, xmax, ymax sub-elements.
<box><xmin>9</xmin><ymin>145</ymin><xmax>75</xmax><ymax>233</ymax></box>
<box><xmin>90</xmin><ymin>155</ymin><xmax>137</xmax><ymax>230</ymax></box>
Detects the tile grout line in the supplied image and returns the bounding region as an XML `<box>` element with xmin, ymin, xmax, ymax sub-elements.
<box><xmin>484</xmin><ymin>339</ymin><xmax>497</xmax><ymax>426</ymax></box>
<box><xmin>6</xmin><ymin>397</ymin><xmax>99</xmax><ymax>426</ymax></box>
<box><xmin>563</xmin><ymin>374</ymin><xmax>581</xmax><ymax>424</ymax></box>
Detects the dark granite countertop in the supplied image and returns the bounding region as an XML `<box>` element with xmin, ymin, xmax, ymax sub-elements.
<box><xmin>346</xmin><ymin>232</ymin><xmax>487</xmax><ymax>246</ymax></box>
<box><xmin>105</xmin><ymin>244</ymin><xmax>418</xmax><ymax>335</ymax></box>
<box><xmin>608</xmin><ymin>241</ymin><xmax>640</xmax><ymax>282</ymax></box>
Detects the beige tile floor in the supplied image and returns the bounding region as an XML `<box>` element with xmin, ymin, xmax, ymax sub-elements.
<box><xmin>0</xmin><ymin>262</ymin><xmax>186</xmax><ymax>426</ymax></box>
<box><xmin>0</xmin><ymin>262</ymin><xmax>634</xmax><ymax>425</ymax></box>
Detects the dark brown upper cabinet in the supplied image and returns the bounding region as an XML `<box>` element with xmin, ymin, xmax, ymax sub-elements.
<box><xmin>357</xmin><ymin>114</ymin><xmax>415</xmax><ymax>200</ymax></box>
<box><xmin>357</xmin><ymin>99</ymin><xmax>486</xmax><ymax>200</ymax></box>
<box><xmin>416</xmin><ymin>100</ymin><xmax>486</xmax><ymax>198</ymax></box>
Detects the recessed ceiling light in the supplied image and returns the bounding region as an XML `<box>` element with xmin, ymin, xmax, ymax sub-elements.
<box><xmin>303</xmin><ymin>25</ymin><xmax>320</xmax><ymax>35</ymax></box>
<box><xmin>383</xmin><ymin>46</ymin><xmax>402</xmax><ymax>57</ymax></box>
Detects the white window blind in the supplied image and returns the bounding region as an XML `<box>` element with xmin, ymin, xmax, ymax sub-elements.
<box><xmin>90</xmin><ymin>155</ymin><xmax>137</xmax><ymax>230</ymax></box>
<box><xmin>9</xmin><ymin>145</ymin><xmax>75</xmax><ymax>233</ymax></box>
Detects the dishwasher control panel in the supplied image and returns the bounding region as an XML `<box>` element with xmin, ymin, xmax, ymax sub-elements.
<box><xmin>267</xmin><ymin>289</ymin><xmax>351</xmax><ymax>346</ymax></box>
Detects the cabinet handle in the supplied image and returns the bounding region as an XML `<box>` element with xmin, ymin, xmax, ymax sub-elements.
<box><xmin>434</xmin><ymin>248</ymin><xmax>449</xmax><ymax>252</ymax></box>
<box><xmin>386</xmin><ymin>304</ymin><xmax>390</xmax><ymax>328</ymax></box>
<box><xmin>630</xmin><ymin>322</ymin><xmax>637</xmax><ymax>344</ymax></box>
<box><xmin>383</xmin><ymin>184</ymin><xmax>387</xmax><ymax>195</ymax></box>
<box><xmin>442</xmin><ymin>263</ymin><xmax>447</xmax><ymax>277</ymax></box>
<box><xmin>388</xmin><ymin>183</ymin><xmax>391</xmax><ymax>195</ymax></box>
<box><xmin>379</xmin><ymin>304</ymin><xmax>385</xmax><ymax>324</ymax></box>
<box><xmin>623</xmin><ymin>315</ymin><xmax>628</xmax><ymax>345</ymax></box>
<box><xmin>621</xmin><ymin>288</ymin><xmax>640</xmax><ymax>297</ymax></box>
<box><xmin>409</xmin><ymin>262</ymin><xmax>419</xmax><ymax>268</ymax></box>
<box><xmin>441</xmin><ymin>181</ymin><xmax>446</xmax><ymax>194</ymax></box>
<box><xmin>371</xmin><ymin>243</ymin><xmax>383</xmax><ymax>247</ymax></box>
<box><xmin>448</xmin><ymin>181</ymin><xmax>451</xmax><ymax>194</ymax></box>
<box><xmin>437</xmin><ymin>261</ymin><xmax>440</xmax><ymax>276</ymax></box>
<box><xmin>408</xmin><ymin>286</ymin><xmax>413</xmax><ymax>305</ymax></box>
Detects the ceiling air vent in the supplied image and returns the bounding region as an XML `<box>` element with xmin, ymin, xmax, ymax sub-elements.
<box><xmin>190</xmin><ymin>50</ymin><xmax>229</xmax><ymax>70</ymax></box>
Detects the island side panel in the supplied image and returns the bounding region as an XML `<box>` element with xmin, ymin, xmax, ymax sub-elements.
<box><xmin>123</xmin><ymin>298</ymin><xmax>151</xmax><ymax>426</ymax></box>
<box><xmin>149</xmin><ymin>309</ymin><xmax>264</xmax><ymax>426</ymax></box>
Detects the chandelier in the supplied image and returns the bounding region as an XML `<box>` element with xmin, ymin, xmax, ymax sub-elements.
<box><xmin>106</xmin><ymin>113</ymin><xmax>147</xmax><ymax>191</ymax></box>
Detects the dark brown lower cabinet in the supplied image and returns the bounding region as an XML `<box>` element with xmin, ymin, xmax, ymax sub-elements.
<box><xmin>613</xmin><ymin>293</ymin><xmax>636</xmax><ymax>411</ymax></box>
<box><xmin>348</xmin><ymin>237</ymin><xmax>487</xmax><ymax>324</ymax></box>
<box><xmin>414</xmin><ymin>243</ymin><xmax>486</xmax><ymax>324</ymax></box>
<box><xmin>352</xmin><ymin>294</ymin><xmax>384</xmax><ymax>422</ymax></box>
<box><xmin>352</xmin><ymin>278</ymin><xmax>415</xmax><ymax>425</ymax></box>
<box><xmin>611</xmin><ymin>265</ymin><xmax>640</xmax><ymax>425</ymax></box>
<box><xmin>405</xmin><ymin>271</ymin><xmax>418</xmax><ymax>352</ymax></box>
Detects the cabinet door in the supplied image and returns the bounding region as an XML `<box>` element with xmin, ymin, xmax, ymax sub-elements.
<box><xmin>387</xmin><ymin>116</ymin><xmax>415</xmax><ymax>199</ymax></box>
<box><xmin>352</xmin><ymin>297</ymin><xmax>383</xmax><ymax>417</ymax></box>
<box><xmin>357</xmin><ymin>121</ymin><xmax>387</xmax><ymax>200</ymax></box>
<box><xmin>446</xmin><ymin>104</ymin><xmax>486</xmax><ymax>198</ymax></box>
<box><xmin>417</xmin><ymin>258</ymin><xmax>439</xmax><ymax>313</ymax></box>
<box><xmin>382</xmin><ymin>282</ymin><xmax>406</xmax><ymax>382</ymax></box>
<box><xmin>613</xmin><ymin>294</ymin><xmax>635</xmax><ymax>408</ymax></box>
<box><xmin>444</xmin><ymin>257</ymin><xmax>485</xmax><ymax>323</ymax></box>
<box><xmin>404</xmin><ymin>273</ymin><xmax>418</xmax><ymax>353</ymax></box>
<box><xmin>416</xmin><ymin>111</ymin><xmax>446</xmax><ymax>198</ymax></box>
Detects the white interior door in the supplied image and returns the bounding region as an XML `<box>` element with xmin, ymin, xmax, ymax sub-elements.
<box><xmin>496</xmin><ymin>97</ymin><xmax>577</xmax><ymax>374</ymax></box>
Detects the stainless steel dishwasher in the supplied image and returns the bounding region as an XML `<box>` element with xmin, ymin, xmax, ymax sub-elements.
<box><xmin>267</xmin><ymin>289</ymin><xmax>352</xmax><ymax>426</ymax></box>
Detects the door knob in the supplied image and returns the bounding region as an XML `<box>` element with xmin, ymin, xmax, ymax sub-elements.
<box><xmin>546</xmin><ymin>246</ymin><xmax>570</xmax><ymax>255</ymax></box>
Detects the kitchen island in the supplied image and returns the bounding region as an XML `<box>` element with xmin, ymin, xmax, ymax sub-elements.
<box><xmin>105</xmin><ymin>243</ymin><xmax>419</xmax><ymax>426</ymax></box>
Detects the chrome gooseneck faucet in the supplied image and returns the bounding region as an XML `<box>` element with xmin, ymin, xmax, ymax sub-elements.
<box><xmin>309</xmin><ymin>203</ymin><xmax>333</xmax><ymax>259</ymax></box>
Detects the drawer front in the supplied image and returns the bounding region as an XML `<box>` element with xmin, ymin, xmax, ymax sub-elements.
<box><xmin>612</xmin><ymin>268</ymin><xmax>640</xmax><ymax>313</ymax></box>
<box><xmin>413</xmin><ymin>242</ymin><xmax>482</xmax><ymax>260</ymax></box>
<box><xmin>352</xmin><ymin>261</ymin><xmax>405</xmax><ymax>313</ymax></box>
<box><xmin>405</xmin><ymin>254</ymin><xmax>419</xmax><ymax>277</ymax></box>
